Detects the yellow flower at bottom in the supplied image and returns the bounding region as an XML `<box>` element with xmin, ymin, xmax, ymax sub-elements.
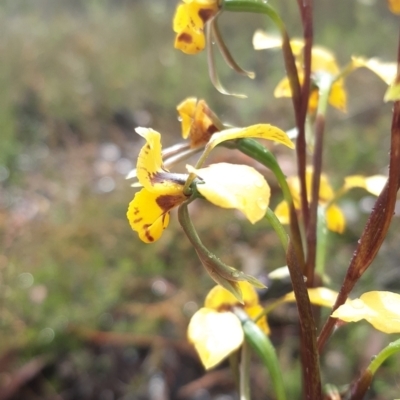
<box><xmin>188</xmin><ymin>282</ymin><xmax>269</xmax><ymax>369</ymax></box>
<box><xmin>173</xmin><ymin>0</ymin><xmax>219</xmax><ymax>54</ymax></box>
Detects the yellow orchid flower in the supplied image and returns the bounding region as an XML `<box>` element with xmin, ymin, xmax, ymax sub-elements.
<box><xmin>127</xmin><ymin>124</ymin><xmax>293</xmax><ymax>243</ymax></box>
<box><xmin>332</xmin><ymin>291</ymin><xmax>400</xmax><ymax>334</ymax></box>
<box><xmin>127</xmin><ymin>127</ymin><xmax>189</xmax><ymax>243</ymax></box>
<box><xmin>188</xmin><ymin>281</ymin><xmax>269</xmax><ymax>369</ymax></box>
<box><xmin>177</xmin><ymin>97</ymin><xmax>224</xmax><ymax>148</ymax></box>
<box><xmin>173</xmin><ymin>0</ymin><xmax>219</xmax><ymax>54</ymax></box>
<box><xmin>350</xmin><ymin>57</ymin><xmax>399</xmax><ymax>102</ymax></box>
<box><xmin>274</xmin><ymin>168</ymin><xmax>386</xmax><ymax>234</ymax></box>
<box><xmin>253</xmin><ymin>31</ymin><xmax>347</xmax><ymax>113</ymax></box>
<box><xmin>388</xmin><ymin>0</ymin><xmax>400</xmax><ymax>14</ymax></box>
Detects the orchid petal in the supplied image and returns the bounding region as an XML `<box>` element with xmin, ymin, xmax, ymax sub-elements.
<box><xmin>188</xmin><ymin>163</ymin><xmax>270</xmax><ymax>224</ymax></box>
<box><xmin>135</xmin><ymin>127</ymin><xmax>187</xmax><ymax>194</ymax></box>
<box><xmin>188</xmin><ymin>308</ymin><xmax>244</xmax><ymax>369</ymax></box>
<box><xmin>332</xmin><ymin>291</ymin><xmax>400</xmax><ymax>334</ymax></box>
<box><xmin>207</xmin><ymin>124</ymin><xmax>295</xmax><ymax>150</ymax></box>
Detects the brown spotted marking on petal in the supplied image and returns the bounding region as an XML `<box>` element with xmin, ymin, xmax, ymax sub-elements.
<box><xmin>156</xmin><ymin>194</ymin><xmax>186</xmax><ymax>211</ymax></box>
<box><xmin>198</xmin><ymin>8</ymin><xmax>215</xmax><ymax>23</ymax></box>
<box><xmin>178</xmin><ymin>33</ymin><xmax>193</xmax><ymax>44</ymax></box>
<box><xmin>207</xmin><ymin>124</ymin><xmax>219</xmax><ymax>135</ymax></box>
<box><xmin>133</xmin><ymin>207</ymin><xmax>140</xmax><ymax>215</ymax></box>
<box><xmin>133</xmin><ymin>218</ymin><xmax>143</xmax><ymax>223</ymax></box>
<box><xmin>143</xmin><ymin>224</ymin><xmax>155</xmax><ymax>243</ymax></box>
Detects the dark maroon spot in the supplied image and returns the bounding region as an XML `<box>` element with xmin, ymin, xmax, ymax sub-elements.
<box><xmin>143</xmin><ymin>224</ymin><xmax>155</xmax><ymax>242</ymax></box>
<box><xmin>207</xmin><ymin>124</ymin><xmax>219</xmax><ymax>135</ymax></box>
<box><xmin>156</xmin><ymin>195</ymin><xmax>184</xmax><ymax>211</ymax></box>
<box><xmin>178</xmin><ymin>32</ymin><xmax>193</xmax><ymax>44</ymax></box>
<box><xmin>198</xmin><ymin>8</ymin><xmax>214</xmax><ymax>23</ymax></box>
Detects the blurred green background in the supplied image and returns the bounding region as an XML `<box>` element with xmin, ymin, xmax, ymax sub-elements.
<box><xmin>1</xmin><ymin>0</ymin><xmax>400</xmax><ymax>399</ymax></box>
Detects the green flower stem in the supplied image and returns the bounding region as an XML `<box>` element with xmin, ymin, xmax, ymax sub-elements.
<box><xmin>254</xmin><ymin>298</ymin><xmax>287</xmax><ymax>322</ymax></box>
<box><xmin>240</xmin><ymin>340</ymin><xmax>251</xmax><ymax>400</ymax></box>
<box><xmin>234</xmin><ymin>307</ymin><xmax>286</xmax><ymax>400</ymax></box>
<box><xmin>223</xmin><ymin>0</ymin><xmax>284</xmax><ymax>30</ymax></box>
<box><xmin>231</xmin><ymin>138</ymin><xmax>305</xmax><ymax>266</ymax></box>
<box><xmin>178</xmin><ymin>198</ymin><xmax>265</xmax><ymax>302</ymax></box>
<box><xmin>368</xmin><ymin>339</ymin><xmax>400</xmax><ymax>374</ymax></box>
<box><xmin>231</xmin><ymin>139</ymin><xmax>291</xmax><ymax>206</ymax></box>
<box><xmin>265</xmin><ymin>208</ymin><xmax>288</xmax><ymax>252</ymax></box>
<box><xmin>350</xmin><ymin>338</ymin><xmax>400</xmax><ymax>399</ymax></box>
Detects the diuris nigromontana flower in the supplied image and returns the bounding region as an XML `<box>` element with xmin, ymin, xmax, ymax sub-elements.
<box><xmin>253</xmin><ymin>31</ymin><xmax>347</xmax><ymax>113</ymax></box>
<box><xmin>274</xmin><ymin>167</ymin><xmax>386</xmax><ymax>233</ymax></box>
<box><xmin>332</xmin><ymin>291</ymin><xmax>400</xmax><ymax>334</ymax></box>
<box><xmin>173</xmin><ymin>0</ymin><xmax>220</xmax><ymax>54</ymax></box>
<box><xmin>177</xmin><ymin>97</ymin><xmax>224</xmax><ymax>148</ymax></box>
<box><xmin>127</xmin><ymin>124</ymin><xmax>294</xmax><ymax>243</ymax></box>
<box><xmin>188</xmin><ymin>281</ymin><xmax>269</xmax><ymax>369</ymax></box>
<box><xmin>126</xmin><ymin>127</ymin><xmax>189</xmax><ymax>243</ymax></box>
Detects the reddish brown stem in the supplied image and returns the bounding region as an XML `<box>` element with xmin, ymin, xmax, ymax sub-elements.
<box><xmin>286</xmin><ymin>243</ymin><xmax>322</xmax><ymax>400</ymax></box>
<box><xmin>305</xmin><ymin>113</ymin><xmax>325</xmax><ymax>285</ymax></box>
<box><xmin>318</xmin><ymin>29</ymin><xmax>400</xmax><ymax>351</ymax></box>
<box><xmin>296</xmin><ymin>0</ymin><xmax>313</xmax><ymax>230</ymax></box>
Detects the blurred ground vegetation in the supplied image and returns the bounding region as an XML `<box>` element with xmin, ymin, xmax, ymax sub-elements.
<box><xmin>0</xmin><ymin>0</ymin><xmax>400</xmax><ymax>399</ymax></box>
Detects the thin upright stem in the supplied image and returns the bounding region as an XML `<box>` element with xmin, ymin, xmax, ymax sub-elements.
<box><xmin>318</xmin><ymin>28</ymin><xmax>400</xmax><ymax>352</ymax></box>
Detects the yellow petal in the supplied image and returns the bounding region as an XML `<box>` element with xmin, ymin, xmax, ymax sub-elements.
<box><xmin>189</xmin><ymin>100</ymin><xmax>223</xmax><ymax>148</ymax></box>
<box><xmin>177</xmin><ymin>97</ymin><xmax>197</xmax><ymax>139</ymax></box>
<box><xmin>274</xmin><ymin>76</ymin><xmax>294</xmax><ymax>99</ymax></box>
<box><xmin>308</xmin><ymin>90</ymin><xmax>319</xmax><ymax>114</ymax></box>
<box><xmin>283</xmin><ymin>287</ymin><xmax>340</xmax><ymax>308</ymax></box>
<box><xmin>274</xmin><ymin>201</ymin><xmax>290</xmax><ymax>225</ymax></box>
<box><xmin>252</xmin><ymin>30</ymin><xmax>283</xmax><ymax>50</ymax></box>
<box><xmin>188</xmin><ymin>163</ymin><xmax>270</xmax><ymax>224</ymax></box>
<box><xmin>304</xmin><ymin>168</ymin><xmax>335</xmax><ymax>203</ymax></box>
<box><xmin>174</xmin><ymin>26</ymin><xmax>206</xmax><ymax>55</ymax></box>
<box><xmin>135</xmin><ymin>127</ymin><xmax>187</xmax><ymax>195</ymax></box>
<box><xmin>328</xmin><ymin>79</ymin><xmax>347</xmax><ymax>112</ymax></box>
<box><xmin>188</xmin><ymin>308</ymin><xmax>244</xmax><ymax>369</ymax></box>
<box><xmin>326</xmin><ymin>204</ymin><xmax>346</xmax><ymax>233</ymax></box>
<box><xmin>246</xmin><ymin>304</ymin><xmax>270</xmax><ymax>335</ymax></box>
<box><xmin>252</xmin><ymin>31</ymin><xmax>304</xmax><ymax>56</ymax></box>
<box><xmin>207</xmin><ymin>124</ymin><xmax>295</xmax><ymax>150</ymax></box>
<box><xmin>332</xmin><ymin>291</ymin><xmax>400</xmax><ymax>334</ymax></box>
<box><xmin>344</xmin><ymin>175</ymin><xmax>387</xmax><ymax>196</ymax></box>
<box><xmin>127</xmin><ymin>188</ymin><xmax>186</xmax><ymax>243</ymax></box>
<box><xmin>173</xmin><ymin>2</ymin><xmax>218</xmax><ymax>55</ymax></box>
<box><xmin>205</xmin><ymin>281</ymin><xmax>259</xmax><ymax>309</ymax></box>
<box><xmin>384</xmin><ymin>82</ymin><xmax>400</xmax><ymax>102</ymax></box>
<box><xmin>351</xmin><ymin>57</ymin><xmax>397</xmax><ymax>86</ymax></box>
<box><xmin>311</xmin><ymin>46</ymin><xmax>340</xmax><ymax>76</ymax></box>
<box><xmin>388</xmin><ymin>0</ymin><xmax>400</xmax><ymax>13</ymax></box>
